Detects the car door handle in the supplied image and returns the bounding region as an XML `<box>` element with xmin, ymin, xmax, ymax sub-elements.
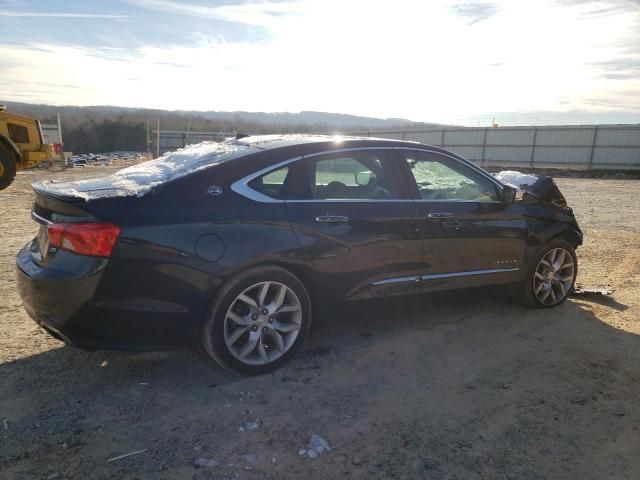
<box><xmin>315</xmin><ymin>215</ymin><xmax>349</xmax><ymax>224</ymax></box>
<box><xmin>427</xmin><ymin>212</ymin><xmax>455</xmax><ymax>219</ymax></box>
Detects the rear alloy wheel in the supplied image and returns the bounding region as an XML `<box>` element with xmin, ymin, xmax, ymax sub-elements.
<box><xmin>224</xmin><ymin>281</ymin><xmax>302</xmax><ymax>365</ymax></box>
<box><xmin>202</xmin><ymin>266</ymin><xmax>311</xmax><ymax>374</ymax></box>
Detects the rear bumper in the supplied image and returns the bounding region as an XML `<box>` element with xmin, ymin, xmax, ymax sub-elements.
<box><xmin>16</xmin><ymin>243</ymin><xmax>194</xmax><ymax>351</ymax></box>
<box><xmin>17</xmin><ymin>243</ymin><xmax>111</xmax><ymax>350</ymax></box>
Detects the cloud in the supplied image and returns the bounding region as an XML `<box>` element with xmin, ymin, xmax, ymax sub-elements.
<box><xmin>552</xmin><ymin>0</ymin><xmax>640</xmax><ymax>18</ymax></box>
<box><xmin>0</xmin><ymin>11</ymin><xmax>128</xmax><ymax>19</ymax></box>
<box><xmin>126</xmin><ymin>0</ymin><xmax>303</xmax><ymax>26</ymax></box>
<box><xmin>0</xmin><ymin>0</ymin><xmax>28</xmax><ymax>7</ymax></box>
<box><xmin>450</xmin><ymin>2</ymin><xmax>499</xmax><ymax>24</ymax></box>
<box><xmin>0</xmin><ymin>0</ymin><xmax>638</xmax><ymax>124</ymax></box>
<box><xmin>595</xmin><ymin>59</ymin><xmax>640</xmax><ymax>80</ymax></box>
<box><xmin>582</xmin><ymin>88</ymin><xmax>640</xmax><ymax>110</ymax></box>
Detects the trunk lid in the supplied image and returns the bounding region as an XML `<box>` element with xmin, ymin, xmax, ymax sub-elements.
<box><xmin>29</xmin><ymin>141</ymin><xmax>256</xmax><ymax>264</ymax></box>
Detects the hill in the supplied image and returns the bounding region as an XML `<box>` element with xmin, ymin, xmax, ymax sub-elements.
<box><xmin>0</xmin><ymin>101</ymin><xmax>444</xmax><ymax>153</ymax></box>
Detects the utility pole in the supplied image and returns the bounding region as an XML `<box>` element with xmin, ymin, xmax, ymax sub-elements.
<box><xmin>156</xmin><ymin>117</ymin><xmax>160</xmax><ymax>158</ymax></box>
<box><xmin>57</xmin><ymin>113</ymin><xmax>65</xmax><ymax>170</ymax></box>
<box><xmin>186</xmin><ymin>118</ymin><xmax>191</xmax><ymax>146</ymax></box>
<box><xmin>146</xmin><ymin>119</ymin><xmax>150</xmax><ymax>160</ymax></box>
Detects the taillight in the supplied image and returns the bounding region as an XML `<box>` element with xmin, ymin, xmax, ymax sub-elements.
<box><xmin>47</xmin><ymin>223</ymin><xmax>120</xmax><ymax>257</ymax></box>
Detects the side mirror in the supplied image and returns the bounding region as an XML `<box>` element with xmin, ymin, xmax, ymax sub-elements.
<box><xmin>355</xmin><ymin>171</ymin><xmax>372</xmax><ymax>186</ymax></box>
<box><xmin>501</xmin><ymin>184</ymin><xmax>517</xmax><ymax>203</ymax></box>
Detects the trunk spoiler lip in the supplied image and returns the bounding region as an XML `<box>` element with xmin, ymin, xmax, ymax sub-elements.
<box><xmin>32</xmin><ymin>184</ymin><xmax>99</xmax><ymax>220</ymax></box>
<box><xmin>32</xmin><ymin>181</ymin><xmax>91</xmax><ymax>203</ymax></box>
<box><xmin>31</xmin><ymin>210</ymin><xmax>52</xmax><ymax>225</ymax></box>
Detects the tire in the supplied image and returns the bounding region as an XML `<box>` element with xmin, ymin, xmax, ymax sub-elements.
<box><xmin>0</xmin><ymin>143</ymin><xmax>17</xmax><ymax>191</ymax></box>
<box><xmin>202</xmin><ymin>265</ymin><xmax>312</xmax><ymax>374</ymax></box>
<box><xmin>515</xmin><ymin>238</ymin><xmax>578</xmax><ymax>308</ymax></box>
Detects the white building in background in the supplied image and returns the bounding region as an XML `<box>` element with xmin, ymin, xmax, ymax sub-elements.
<box><xmin>40</xmin><ymin>123</ymin><xmax>62</xmax><ymax>145</ymax></box>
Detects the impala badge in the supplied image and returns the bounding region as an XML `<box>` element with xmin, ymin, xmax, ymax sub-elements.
<box><xmin>494</xmin><ymin>258</ymin><xmax>518</xmax><ymax>266</ymax></box>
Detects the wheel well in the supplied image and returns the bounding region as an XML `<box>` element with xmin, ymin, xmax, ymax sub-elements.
<box><xmin>218</xmin><ymin>261</ymin><xmax>318</xmax><ymax>309</ymax></box>
<box><xmin>554</xmin><ymin>229</ymin><xmax>582</xmax><ymax>249</ymax></box>
<box><xmin>255</xmin><ymin>261</ymin><xmax>318</xmax><ymax>305</ymax></box>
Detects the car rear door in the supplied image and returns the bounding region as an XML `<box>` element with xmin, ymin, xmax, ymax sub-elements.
<box><xmin>283</xmin><ymin>147</ymin><xmax>425</xmax><ymax>301</ymax></box>
<box><xmin>397</xmin><ymin>148</ymin><xmax>527</xmax><ymax>291</ymax></box>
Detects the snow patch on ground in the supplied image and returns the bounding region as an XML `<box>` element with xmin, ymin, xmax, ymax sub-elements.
<box><xmin>494</xmin><ymin>170</ymin><xmax>539</xmax><ymax>189</ymax></box>
<box><xmin>299</xmin><ymin>434</ymin><xmax>331</xmax><ymax>459</ymax></box>
<box><xmin>34</xmin><ymin>142</ymin><xmax>256</xmax><ymax>200</ymax></box>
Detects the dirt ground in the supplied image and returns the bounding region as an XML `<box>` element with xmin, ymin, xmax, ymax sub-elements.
<box><xmin>1</xmin><ymin>167</ymin><xmax>639</xmax><ymax>480</ymax></box>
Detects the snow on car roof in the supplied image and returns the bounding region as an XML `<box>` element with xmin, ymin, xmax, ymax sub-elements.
<box><xmin>34</xmin><ymin>141</ymin><xmax>258</xmax><ymax>201</ymax></box>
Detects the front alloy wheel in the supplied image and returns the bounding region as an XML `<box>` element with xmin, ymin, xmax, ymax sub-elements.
<box><xmin>533</xmin><ymin>247</ymin><xmax>575</xmax><ymax>306</ymax></box>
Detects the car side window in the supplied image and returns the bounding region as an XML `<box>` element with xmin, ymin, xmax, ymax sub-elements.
<box><xmin>292</xmin><ymin>151</ymin><xmax>404</xmax><ymax>200</ymax></box>
<box><xmin>402</xmin><ymin>151</ymin><xmax>498</xmax><ymax>202</ymax></box>
<box><xmin>248</xmin><ymin>166</ymin><xmax>290</xmax><ymax>200</ymax></box>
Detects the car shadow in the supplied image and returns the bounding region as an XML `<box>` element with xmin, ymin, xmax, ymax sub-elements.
<box><xmin>1</xmin><ymin>288</ymin><xmax>639</xmax><ymax>479</ymax></box>
<box><xmin>0</xmin><ymin>288</ymin><xmax>635</xmax><ymax>391</ymax></box>
<box><xmin>570</xmin><ymin>291</ymin><xmax>629</xmax><ymax>312</ymax></box>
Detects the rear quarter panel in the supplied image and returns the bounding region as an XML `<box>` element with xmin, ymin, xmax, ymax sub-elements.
<box><xmin>99</xmin><ymin>153</ymin><xmax>312</xmax><ymax>333</ymax></box>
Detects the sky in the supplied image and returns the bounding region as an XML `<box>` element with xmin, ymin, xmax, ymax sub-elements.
<box><xmin>0</xmin><ymin>0</ymin><xmax>639</xmax><ymax>125</ymax></box>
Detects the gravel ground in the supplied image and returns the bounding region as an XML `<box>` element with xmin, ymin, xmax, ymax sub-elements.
<box><xmin>1</xmin><ymin>168</ymin><xmax>639</xmax><ymax>480</ymax></box>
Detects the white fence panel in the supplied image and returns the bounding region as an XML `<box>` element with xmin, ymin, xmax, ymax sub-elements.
<box><xmin>597</xmin><ymin>127</ymin><xmax>640</xmax><ymax>146</ymax></box>
<box><xmin>449</xmin><ymin>146</ymin><xmax>484</xmax><ymax>160</ymax></box>
<box><xmin>536</xmin><ymin>128</ymin><xmax>595</xmax><ymax>147</ymax></box>
<box><xmin>403</xmin><ymin>131</ymin><xmax>443</xmax><ymax>144</ymax></box>
<box><xmin>352</xmin><ymin>124</ymin><xmax>640</xmax><ymax>170</ymax></box>
<box><xmin>486</xmin><ymin>128</ymin><xmax>534</xmax><ymax>146</ymax></box>
<box><xmin>444</xmin><ymin>129</ymin><xmax>485</xmax><ymax>145</ymax></box>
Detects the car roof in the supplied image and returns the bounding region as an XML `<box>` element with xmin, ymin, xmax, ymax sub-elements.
<box><xmin>226</xmin><ymin>134</ymin><xmax>431</xmax><ymax>151</ymax></box>
<box><xmin>224</xmin><ymin>134</ymin><xmax>503</xmax><ymax>191</ymax></box>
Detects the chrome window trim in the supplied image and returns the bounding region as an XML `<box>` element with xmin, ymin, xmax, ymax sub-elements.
<box><xmin>231</xmin><ymin>147</ymin><xmax>398</xmax><ymax>203</ymax></box>
<box><xmin>230</xmin><ymin>155</ymin><xmax>303</xmax><ymax>203</ymax></box>
<box><xmin>231</xmin><ymin>145</ymin><xmax>504</xmax><ymax>204</ymax></box>
<box><xmin>372</xmin><ymin>267</ymin><xmax>518</xmax><ymax>286</ymax></box>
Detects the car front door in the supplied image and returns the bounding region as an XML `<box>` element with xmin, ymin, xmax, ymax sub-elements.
<box><xmin>398</xmin><ymin>148</ymin><xmax>527</xmax><ymax>291</ymax></box>
<box><xmin>284</xmin><ymin>148</ymin><xmax>425</xmax><ymax>301</ymax></box>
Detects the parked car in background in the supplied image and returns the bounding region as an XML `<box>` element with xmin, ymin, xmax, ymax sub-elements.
<box><xmin>70</xmin><ymin>159</ymin><xmax>89</xmax><ymax>168</ymax></box>
<box><xmin>16</xmin><ymin>135</ymin><xmax>582</xmax><ymax>374</ymax></box>
<box><xmin>67</xmin><ymin>151</ymin><xmax>144</xmax><ymax>168</ymax></box>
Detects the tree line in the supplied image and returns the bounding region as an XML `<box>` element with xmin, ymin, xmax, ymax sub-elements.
<box><xmin>55</xmin><ymin>118</ymin><xmax>148</xmax><ymax>154</ymax></box>
<box><xmin>48</xmin><ymin>116</ymin><xmax>344</xmax><ymax>154</ymax></box>
<box><xmin>3</xmin><ymin>101</ymin><xmax>439</xmax><ymax>154</ymax></box>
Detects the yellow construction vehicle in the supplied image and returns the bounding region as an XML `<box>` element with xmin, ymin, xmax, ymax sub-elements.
<box><xmin>0</xmin><ymin>105</ymin><xmax>54</xmax><ymax>190</ymax></box>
